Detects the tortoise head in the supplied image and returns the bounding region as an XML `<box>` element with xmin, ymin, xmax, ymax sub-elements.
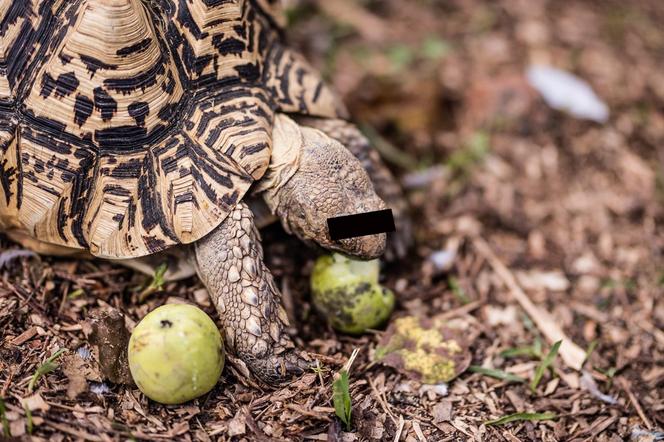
<box><xmin>261</xmin><ymin>116</ymin><xmax>387</xmax><ymax>259</ymax></box>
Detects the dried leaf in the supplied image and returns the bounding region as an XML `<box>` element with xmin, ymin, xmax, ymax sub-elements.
<box><xmin>61</xmin><ymin>352</ymin><xmax>100</xmax><ymax>399</ymax></box>
<box><xmin>516</xmin><ymin>270</ymin><xmax>570</xmax><ymax>292</ymax></box>
<box><xmin>432</xmin><ymin>400</ymin><xmax>454</xmax><ymax>423</ymax></box>
<box><xmin>228</xmin><ymin>411</ymin><xmax>246</xmax><ymax>437</ymax></box>
<box><xmin>20</xmin><ymin>394</ymin><xmax>49</xmax><ymax>412</ymax></box>
<box><xmin>374</xmin><ymin>316</ymin><xmax>473</xmax><ymax>383</ymax></box>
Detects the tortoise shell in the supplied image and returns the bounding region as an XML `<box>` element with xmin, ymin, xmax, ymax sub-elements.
<box><xmin>0</xmin><ymin>0</ymin><xmax>344</xmax><ymax>258</ymax></box>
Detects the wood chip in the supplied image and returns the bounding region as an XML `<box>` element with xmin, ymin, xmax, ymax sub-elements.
<box><xmin>10</xmin><ymin>326</ymin><xmax>38</xmax><ymax>345</ymax></box>
<box><xmin>432</xmin><ymin>400</ymin><xmax>454</xmax><ymax>423</ymax></box>
<box><xmin>393</xmin><ymin>415</ymin><xmax>405</xmax><ymax>442</ymax></box>
<box><xmin>228</xmin><ymin>410</ymin><xmax>247</xmax><ymax>437</ymax></box>
<box><xmin>412</xmin><ymin>420</ymin><xmax>427</xmax><ymax>442</ymax></box>
<box><xmin>20</xmin><ymin>393</ymin><xmax>50</xmax><ymax>412</ymax></box>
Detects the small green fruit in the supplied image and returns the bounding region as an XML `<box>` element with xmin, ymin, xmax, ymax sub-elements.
<box><xmin>311</xmin><ymin>254</ymin><xmax>395</xmax><ymax>334</ymax></box>
<box><xmin>128</xmin><ymin>304</ymin><xmax>224</xmax><ymax>404</ymax></box>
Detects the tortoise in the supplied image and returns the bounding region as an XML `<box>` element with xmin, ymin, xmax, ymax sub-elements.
<box><xmin>0</xmin><ymin>0</ymin><xmax>410</xmax><ymax>384</ymax></box>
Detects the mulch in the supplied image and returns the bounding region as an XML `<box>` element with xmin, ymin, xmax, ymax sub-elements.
<box><xmin>1</xmin><ymin>0</ymin><xmax>663</xmax><ymax>440</ymax></box>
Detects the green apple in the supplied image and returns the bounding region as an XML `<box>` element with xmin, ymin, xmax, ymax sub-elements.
<box><xmin>128</xmin><ymin>304</ymin><xmax>224</xmax><ymax>404</ymax></box>
<box><xmin>311</xmin><ymin>254</ymin><xmax>395</xmax><ymax>334</ymax></box>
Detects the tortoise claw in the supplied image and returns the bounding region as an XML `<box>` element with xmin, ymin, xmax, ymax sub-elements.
<box><xmin>242</xmin><ymin>349</ymin><xmax>313</xmax><ymax>386</ymax></box>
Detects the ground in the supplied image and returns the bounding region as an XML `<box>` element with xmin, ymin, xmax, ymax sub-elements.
<box><xmin>1</xmin><ymin>0</ymin><xmax>663</xmax><ymax>440</ymax></box>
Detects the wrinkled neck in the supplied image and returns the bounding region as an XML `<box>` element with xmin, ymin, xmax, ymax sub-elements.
<box><xmin>254</xmin><ymin>114</ymin><xmax>303</xmax><ymax>214</ymax></box>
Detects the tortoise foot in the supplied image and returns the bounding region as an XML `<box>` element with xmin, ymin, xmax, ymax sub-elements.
<box><xmin>240</xmin><ymin>348</ymin><xmax>312</xmax><ymax>385</ymax></box>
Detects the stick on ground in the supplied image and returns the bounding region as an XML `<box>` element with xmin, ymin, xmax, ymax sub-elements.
<box><xmin>472</xmin><ymin>237</ymin><xmax>586</xmax><ymax>371</ymax></box>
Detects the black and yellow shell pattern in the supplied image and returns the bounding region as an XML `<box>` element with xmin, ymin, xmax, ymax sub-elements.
<box><xmin>0</xmin><ymin>0</ymin><xmax>344</xmax><ymax>258</ymax></box>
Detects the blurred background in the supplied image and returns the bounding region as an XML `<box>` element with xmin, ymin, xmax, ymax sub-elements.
<box><xmin>281</xmin><ymin>0</ymin><xmax>664</xmax><ymax>309</ymax></box>
<box><xmin>277</xmin><ymin>0</ymin><xmax>664</xmax><ymax>438</ymax></box>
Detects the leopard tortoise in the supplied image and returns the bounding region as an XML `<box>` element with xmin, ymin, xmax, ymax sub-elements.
<box><xmin>0</xmin><ymin>0</ymin><xmax>410</xmax><ymax>384</ymax></box>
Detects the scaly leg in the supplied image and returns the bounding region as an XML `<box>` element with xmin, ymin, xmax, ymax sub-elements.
<box><xmin>194</xmin><ymin>201</ymin><xmax>308</xmax><ymax>385</ymax></box>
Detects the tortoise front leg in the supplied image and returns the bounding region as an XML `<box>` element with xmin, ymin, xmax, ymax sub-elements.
<box><xmin>194</xmin><ymin>201</ymin><xmax>308</xmax><ymax>385</ymax></box>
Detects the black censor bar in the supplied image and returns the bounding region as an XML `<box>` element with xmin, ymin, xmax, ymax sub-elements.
<box><xmin>327</xmin><ymin>209</ymin><xmax>396</xmax><ymax>241</ymax></box>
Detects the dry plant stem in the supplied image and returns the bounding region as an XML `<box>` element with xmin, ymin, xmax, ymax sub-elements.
<box><xmin>393</xmin><ymin>415</ymin><xmax>405</xmax><ymax>442</ymax></box>
<box><xmin>437</xmin><ymin>300</ymin><xmax>482</xmax><ymax>321</ymax></box>
<box><xmin>472</xmin><ymin>236</ymin><xmax>586</xmax><ymax>371</ymax></box>
<box><xmin>412</xmin><ymin>420</ymin><xmax>427</xmax><ymax>442</ymax></box>
<box><xmin>367</xmin><ymin>376</ymin><xmax>398</xmax><ymax>425</ymax></box>
<box><xmin>617</xmin><ymin>377</ymin><xmax>652</xmax><ymax>430</ymax></box>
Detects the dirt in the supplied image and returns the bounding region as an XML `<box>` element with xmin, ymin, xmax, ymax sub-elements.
<box><xmin>1</xmin><ymin>0</ymin><xmax>663</xmax><ymax>440</ymax></box>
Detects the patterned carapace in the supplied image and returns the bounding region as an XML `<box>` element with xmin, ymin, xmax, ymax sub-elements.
<box><xmin>0</xmin><ymin>0</ymin><xmax>344</xmax><ymax>258</ymax></box>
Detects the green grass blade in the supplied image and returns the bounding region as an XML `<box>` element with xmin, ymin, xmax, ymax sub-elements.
<box><xmin>0</xmin><ymin>397</ymin><xmax>10</xmax><ymax>437</ymax></box>
<box><xmin>469</xmin><ymin>366</ymin><xmax>526</xmax><ymax>383</ymax></box>
<box><xmin>485</xmin><ymin>411</ymin><xmax>557</xmax><ymax>426</ymax></box>
<box><xmin>29</xmin><ymin>348</ymin><xmax>67</xmax><ymax>392</ymax></box>
<box><xmin>138</xmin><ymin>262</ymin><xmax>169</xmax><ymax>302</ymax></box>
<box><xmin>583</xmin><ymin>340</ymin><xmax>598</xmax><ymax>364</ymax></box>
<box><xmin>332</xmin><ymin>371</ymin><xmax>351</xmax><ymax>431</ymax></box>
<box><xmin>25</xmin><ymin>405</ymin><xmax>33</xmax><ymax>434</ymax></box>
<box><xmin>67</xmin><ymin>288</ymin><xmax>85</xmax><ymax>299</ymax></box>
<box><xmin>331</xmin><ymin>349</ymin><xmax>359</xmax><ymax>431</ymax></box>
<box><xmin>500</xmin><ymin>346</ymin><xmax>540</xmax><ymax>359</ymax></box>
<box><xmin>448</xmin><ymin>277</ymin><xmax>471</xmax><ymax>304</ymax></box>
<box><xmin>530</xmin><ymin>340</ymin><xmax>562</xmax><ymax>392</ymax></box>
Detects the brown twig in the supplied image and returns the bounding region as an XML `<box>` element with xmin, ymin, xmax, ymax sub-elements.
<box><xmin>618</xmin><ymin>377</ymin><xmax>652</xmax><ymax>430</ymax></box>
<box><xmin>367</xmin><ymin>376</ymin><xmax>398</xmax><ymax>425</ymax></box>
<box><xmin>285</xmin><ymin>404</ymin><xmax>332</xmax><ymax>422</ymax></box>
<box><xmin>472</xmin><ymin>236</ymin><xmax>586</xmax><ymax>371</ymax></box>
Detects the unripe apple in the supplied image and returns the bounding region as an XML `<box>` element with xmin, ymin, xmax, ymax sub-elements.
<box><xmin>128</xmin><ymin>304</ymin><xmax>224</xmax><ymax>404</ymax></box>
